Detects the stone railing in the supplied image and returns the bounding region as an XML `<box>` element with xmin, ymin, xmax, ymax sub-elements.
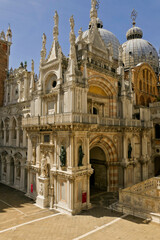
<box><xmin>22</xmin><ymin>113</ymin><xmax>153</xmax><ymax>128</ymax></box>
<box><xmin>119</xmin><ymin>177</ymin><xmax>160</xmax><ymax>214</ymax></box>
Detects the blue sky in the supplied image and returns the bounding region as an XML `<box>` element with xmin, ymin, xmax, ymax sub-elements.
<box><xmin>0</xmin><ymin>0</ymin><xmax>160</xmax><ymax>74</ymax></box>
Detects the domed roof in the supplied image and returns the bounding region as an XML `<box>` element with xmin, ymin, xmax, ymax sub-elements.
<box><xmin>126</xmin><ymin>26</ymin><xmax>143</xmax><ymax>40</ymax></box>
<box><xmin>81</xmin><ymin>22</ymin><xmax>120</xmax><ymax>60</ymax></box>
<box><xmin>122</xmin><ymin>24</ymin><xmax>159</xmax><ymax>74</ymax></box>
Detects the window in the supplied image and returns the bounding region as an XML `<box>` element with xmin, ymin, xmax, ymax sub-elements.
<box><xmin>93</xmin><ymin>107</ymin><xmax>98</xmax><ymax>115</ymax></box>
<box><xmin>44</xmin><ymin>135</ymin><xmax>50</xmax><ymax>143</ymax></box>
<box><xmin>139</xmin><ymin>80</ymin><xmax>142</xmax><ymax>91</ymax></box>
<box><xmin>155</xmin><ymin>124</ymin><xmax>160</xmax><ymax>139</ymax></box>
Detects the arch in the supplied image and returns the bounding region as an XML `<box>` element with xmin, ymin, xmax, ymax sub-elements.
<box><xmin>4</xmin><ymin>118</ymin><xmax>10</xmax><ymax>143</ymax></box>
<box><xmin>90</xmin><ymin>135</ymin><xmax>117</xmax><ymax>162</ymax></box>
<box><xmin>0</xmin><ymin>120</ymin><xmax>4</xmax><ymax>139</ymax></box>
<box><xmin>139</xmin><ymin>80</ymin><xmax>142</xmax><ymax>91</ymax></box>
<box><xmin>88</xmin><ymin>75</ymin><xmax>117</xmax><ymax>96</ymax></box>
<box><xmin>43</xmin><ymin>71</ymin><xmax>58</xmax><ymax>94</ymax></box>
<box><xmin>89</xmin><ymin>135</ymin><xmax>118</xmax><ymax>192</ymax></box>
<box><xmin>11</xmin><ymin>117</ymin><xmax>17</xmax><ymax>140</ymax></box>
<box><xmin>90</xmin><ymin>147</ymin><xmax>107</xmax><ymax>192</ymax></box>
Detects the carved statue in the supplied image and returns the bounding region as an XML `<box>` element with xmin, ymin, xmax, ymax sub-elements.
<box><xmin>78</xmin><ymin>146</ymin><xmax>84</xmax><ymax>167</ymax></box>
<box><xmin>42</xmin><ymin>33</ymin><xmax>46</xmax><ymax>47</ymax></box>
<box><xmin>31</xmin><ymin>59</ymin><xmax>34</xmax><ymax>72</ymax></box>
<box><xmin>60</xmin><ymin>146</ymin><xmax>66</xmax><ymax>167</ymax></box>
<box><xmin>128</xmin><ymin>143</ymin><xmax>132</xmax><ymax>159</ymax></box>
<box><xmin>41</xmin><ymin>153</ymin><xmax>48</xmax><ymax>177</ymax></box>
<box><xmin>78</xmin><ymin>28</ymin><xmax>83</xmax><ymax>41</ymax></box>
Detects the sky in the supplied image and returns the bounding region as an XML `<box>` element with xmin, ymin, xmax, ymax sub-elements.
<box><xmin>0</xmin><ymin>0</ymin><xmax>160</xmax><ymax>74</ymax></box>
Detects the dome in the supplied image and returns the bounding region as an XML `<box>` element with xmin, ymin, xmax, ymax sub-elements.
<box><xmin>81</xmin><ymin>28</ymin><xmax>120</xmax><ymax>60</ymax></box>
<box><xmin>126</xmin><ymin>26</ymin><xmax>143</xmax><ymax>40</ymax></box>
<box><xmin>122</xmin><ymin>25</ymin><xmax>159</xmax><ymax>74</ymax></box>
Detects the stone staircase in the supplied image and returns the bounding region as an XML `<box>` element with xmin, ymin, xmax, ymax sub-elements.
<box><xmin>110</xmin><ymin>177</ymin><xmax>160</xmax><ymax>223</ymax></box>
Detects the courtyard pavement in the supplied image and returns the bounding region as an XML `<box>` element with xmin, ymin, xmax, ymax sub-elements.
<box><xmin>0</xmin><ymin>183</ymin><xmax>160</xmax><ymax>240</ymax></box>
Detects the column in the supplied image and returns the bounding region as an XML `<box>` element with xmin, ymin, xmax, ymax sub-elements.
<box><xmin>16</xmin><ymin>127</ymin><xmax>20</xmax><ymax>147</ymax></box>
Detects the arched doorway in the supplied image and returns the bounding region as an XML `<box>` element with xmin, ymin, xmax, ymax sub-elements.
<box><xmin>10</xmin><ymin>158</ymin><xmax>14</xmax><ymax>185</ymax></box>
<box><xmin>90</xmin><ymin>147</ymin><xmax>107</xmax><ymax>195</ymax></box>
<box><xmin>155</xmin><ymin>157</ymin><xmax>160</xmax><ymax>176</ymax></box>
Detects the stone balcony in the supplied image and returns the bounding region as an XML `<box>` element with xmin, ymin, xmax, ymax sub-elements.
<box><xmin>22</xmin><ymin>113</ymin><xmax>153</xmax><ymax>128</ymax></box>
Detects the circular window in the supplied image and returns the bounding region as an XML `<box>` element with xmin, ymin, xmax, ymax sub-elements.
<box><xmin>52</xmin><ymin>81</ymin><xmax>57</xmax><ymax>88</ymax></box>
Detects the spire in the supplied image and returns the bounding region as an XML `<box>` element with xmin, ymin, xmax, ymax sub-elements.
<box><xmin>90</xmin><ymin>0</ymin><xmax>98</xmax><ymax>26</ymax></box>
<box><xmin>40</xmin><ymin>33</ymin><xmax>46</xmax><ymax>64</ymax></box>
<box><xmin>6</xmin><ymin>24</ymin><xmax>12</xmax><ymax>42</ymax></box>
<box><xmin>69</xmin><ymin>15</ymin><xmax>76</xmax><ymax>59</ymax></box>
<box><xmin>53</xmin><ymin>10</ymin><xmax>59</xmax><ymax>42</ymax></box>
<box><xmin>67</xmin><ymin>15</ymin><xmax>77</xmax><ymax>80</ymax></box>
<box><xmin>30</xmin><ymin>60</ymin><xmax>35</xmax><ymax>94</ymax></box>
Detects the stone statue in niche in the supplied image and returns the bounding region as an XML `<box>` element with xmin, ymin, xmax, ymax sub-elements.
<box><xmin>78</xmin><ymin>146</ymin><xmax>84</xmax><ymax>167</ymax></box>
<box><xmin>41</xmin><ymin>153</ymin><xmax>48</xmax><ymax>177</ymax></box>
<box><xmin>60</xmin><ymin>146</ymin><xmax>66</xmax><ymax>167</ymax></box>
<box><xmin>128</xmin><ymin>143</ymin><xmax>132</xmax><ymax>159</ymax></box>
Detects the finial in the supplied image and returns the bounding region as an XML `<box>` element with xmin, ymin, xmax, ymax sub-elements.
<box><xmin>90</xmin><ymin>0</ymin><xmax>98</xmax><ymax>23</ymax></box>
<box><xmin>31</xmin><ymin>59</ymin><xmax>34</xmax><ymax>72</ymax></box>
<box><xmin>42</xmin><ymin>33</ymin><xmax>46</xmax><ymax>47</ymax></box>
<box><xmin>131</xmin><ymin>9</ymin><xmax>137</xmax><ymax>27</ymax></box>
<box><xmin>70</xmin><ymin>15</ymin><xmax>75</xmax><ymax>32</ymax></box>
<box><xmin>53</xmin><ymin>10</ymin><xmax>59</xmax><ymax>41</ymax></box>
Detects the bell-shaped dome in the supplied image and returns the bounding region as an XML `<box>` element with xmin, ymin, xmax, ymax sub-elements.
<box><xmin>122</xmin><ymin>23</ymin><xmax>159</xmax><ymax>74</ymax></box>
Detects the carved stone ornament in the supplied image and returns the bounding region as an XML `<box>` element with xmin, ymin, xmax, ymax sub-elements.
<box><xmin>78</xmin><ymin>146</ymin><xmax>84</xmax><ymax>167</ymax></box>
<box><xmin>41</xmin><ymin>153</ymin><xmax>48</xmax><ymax>177</ymax></box>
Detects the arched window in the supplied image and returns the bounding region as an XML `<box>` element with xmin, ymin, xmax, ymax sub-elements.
<box><xmin>5</xmin><ymin>118</ymin><xmax>10</xmax><ymax>143</ymax></box>
<box><xmin>143</xmin><ymin>70</ymin><xmax>145</xmax><ymax>80</ymax></box>
<box><xmin>143</xmin><ymin>82</ymin><xmax>145</xmax><ymax>91</ymax></box>
<box><xmin>155</xmin><ymin>124</ymin><xmax>160</xmax><ymax>139</ymax></box>
<box><xmin>16</xmin><ymin>161</ymin><xmax>21</xmax><ymax>178</ymax></box>
<box><xmin>3</xmin><ymin>159</ymin><xmax>7</xmax><ymax>173</ymax></box>
<box><xmin>12</xmin><ymin>118</ymin><xmax>17</xmax><ymax>140</ymax></box>
<box><xmin>139</xmin><ymin>80</ymin><xmax>142</xmax><ymax>91</ymax></box>
<box><xmin>0</xmin><ymin>121</ymin><xmax>4</xmax><ymax>139</ymax></box>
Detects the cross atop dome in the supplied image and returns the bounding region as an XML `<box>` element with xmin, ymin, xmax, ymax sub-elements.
<box><xmin>131</xmin><ymin>9</ymin><xmax>138</xmax><ymax>27</ymax></box>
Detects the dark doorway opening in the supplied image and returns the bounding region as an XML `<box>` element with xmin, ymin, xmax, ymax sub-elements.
<box><xmin>90</xmin><ymin>147</ymin><xmax>107</xmax><ymax>196</ymax></box>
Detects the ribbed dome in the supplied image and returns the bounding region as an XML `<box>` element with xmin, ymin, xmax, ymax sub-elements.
<box><xmin>80</xmin><ymin>28</ymin><xmax>120</xmax><ymax>60</ymax></box>
<box><xmin>122</xmin><ymin>25</ymin><xmax>159</xmax><ymax>74</ymax></box>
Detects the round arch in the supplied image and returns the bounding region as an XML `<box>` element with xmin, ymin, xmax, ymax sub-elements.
<box><xmin>43</xmin><ymin>71</ymin><xmax>58</xmax><ymax>94</ymax></box>
<box><xmin>89</xmin><ymin>135</ymin><xmax>118</xmax><ymax>192</ymax></box>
